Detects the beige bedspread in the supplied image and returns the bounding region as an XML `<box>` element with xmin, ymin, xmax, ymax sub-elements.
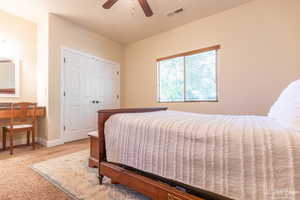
<box><xmin>105</xmin><ymin>110</ymin><xmax>300</xmax><ymax>200</ymax></box>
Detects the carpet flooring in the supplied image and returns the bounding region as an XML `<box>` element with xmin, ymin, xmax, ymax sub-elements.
<box><xmin>0</xmin><ymin>139</ymin><xmax>89</xmax><ymax>200</ymax></box>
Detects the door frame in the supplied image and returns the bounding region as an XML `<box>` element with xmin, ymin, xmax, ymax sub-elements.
<box><xmin>60</xmin><ymin>47</ymin><xmax>120</xmax><ymax>143</ymax></box>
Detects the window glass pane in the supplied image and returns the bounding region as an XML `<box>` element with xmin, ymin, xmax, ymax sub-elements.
<box><xmin>185</xmin><ymin>50</ymin><xmax>217</xmax><ymax>101</ymax></box>
<box><xmin>159</xmin><ymin>57</ymin><xmax>184</xmax><ymax>102</ymax></box>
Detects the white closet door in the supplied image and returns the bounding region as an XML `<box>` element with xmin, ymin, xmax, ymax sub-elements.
<box><xmin>83</xmin><ymin>57</ymin><xmax>97</xmax><ymax>131</ymax></box>
<box><xmin>63</xmin><ymin>49</ymin><xmax>120</xmax><ymax>142</ymax></box>
<box><xmin>91</xmin><ymin>59</ymin><xmax>105</xmax><ymax>129</ymax></box>
<box><xmin>63</xmin><ymin>50</ymin><xmax>97</xmax><ymax>142</ymax></box>
<box><xmin>103</xmin><ymin>61</ymin><xmax>120</xmax><ymax>109</ymax></box>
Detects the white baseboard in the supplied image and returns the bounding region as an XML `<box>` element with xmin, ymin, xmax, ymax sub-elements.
<box><xmin>38</xmin><ymin>138</ymin><xmax>64</xmax><ymax>147</ymax></box>
<box><xmin>62</xmin><ymin>134</ymin><xmax>89</xmax><ymax>143</ymax></box>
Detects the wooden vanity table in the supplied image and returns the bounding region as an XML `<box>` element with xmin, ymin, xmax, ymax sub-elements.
<box><xmin>0</xmin><ymin>59</ymin><xmax>46</xmax><ymax>126</ymax></box>
<box><xmin>0</xmin><ymin>60</ymin><xmax>46</xmax><ymax>152</ymax></box>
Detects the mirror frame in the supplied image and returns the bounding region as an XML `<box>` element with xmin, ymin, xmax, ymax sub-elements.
<box><xmin>0</xmin><ymin>58</ymin><xmax>20</xmax><ymax>98</ymax></box>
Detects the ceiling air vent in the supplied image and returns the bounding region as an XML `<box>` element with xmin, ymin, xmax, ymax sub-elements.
<box><xmin>166</xmin><ymin>8</ymin><xmax>184</xmax><ymax>17</ymax></box>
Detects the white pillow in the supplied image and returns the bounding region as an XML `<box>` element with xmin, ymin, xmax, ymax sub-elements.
<box><xmin>268</xmin><ymin>79</ymin><xmax>300</xmax><ymax>131</ymax></box>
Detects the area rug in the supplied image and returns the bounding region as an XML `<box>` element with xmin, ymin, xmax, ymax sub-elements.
<box><xmin>31</xmin><ymin>150</ymin><xmax>149</xmax><ymax>200</ymax></box>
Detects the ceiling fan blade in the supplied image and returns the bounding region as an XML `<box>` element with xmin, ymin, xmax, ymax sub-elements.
<box><xmin>137</xmin><ymin>0</ymin><xmax>153</xmax><ymax>17</ymax></box>
<box><xmin>103</xmin><ymin>0</ymin><xmax>119</xmax><ymax>9</ymax></box>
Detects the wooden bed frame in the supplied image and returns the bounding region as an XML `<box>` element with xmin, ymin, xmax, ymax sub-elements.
<box><xmin>97</xmin><ymin>108</ymin><xmax>232</xmax><ymax>200</ymax></box>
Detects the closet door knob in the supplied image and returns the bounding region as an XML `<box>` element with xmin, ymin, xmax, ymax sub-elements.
<box><xmin>92</xmin><ymin>100</ymin><xmax>96</xmax><ymax>104</ymax></box>
<box><xmin>96</xmin><ymin>101</ymin><xmax>99</xmax><ymax>104</ymax></box>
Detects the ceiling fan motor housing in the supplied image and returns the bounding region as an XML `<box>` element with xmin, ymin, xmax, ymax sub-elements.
<box><xmin>103</xmin><ymin>0</ymin><xmax>153</xmax><ymax>17</ymax></box>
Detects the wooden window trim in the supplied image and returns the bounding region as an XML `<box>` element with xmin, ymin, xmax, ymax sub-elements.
<box><xmin>157</xmin><ymin>45</ymin><xmax>220</xmax><ymax>103</ymax></box>
<box><xmin>156</xmin><ymin>45</ymin><xmax>221</xmax><ymax>62</ymax></box>
<box><xmin>0</xmin><ymin>60</ymin><xmax>12</xmax><ymax>63</ymax></box>
<box><xmin>157</xmin><ymin>100</ymin><xmax>219</xmax><ymax>103</ymax></box>
<box><xmin>0</xmin><ymin>88</ymin><xmax>15</xmax><ymax>94</ymax></box>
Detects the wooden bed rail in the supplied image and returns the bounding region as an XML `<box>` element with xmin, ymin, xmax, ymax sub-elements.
<box><xmin>97</xmin><ymin>107</ymin><xmax>168</xmax><ymax>182</ymax></box>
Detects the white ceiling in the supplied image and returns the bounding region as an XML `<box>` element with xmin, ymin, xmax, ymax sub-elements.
<box><xmin>0</xmin><ymin>0</ymin><xmax>253</xmax><ymax>44</ymax></box>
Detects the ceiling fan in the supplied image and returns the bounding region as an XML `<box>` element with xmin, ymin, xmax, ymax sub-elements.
<box><xmin>103</xmin><ymin>0</ymin><xmax>154</xmax><ymax>17</ymax></box>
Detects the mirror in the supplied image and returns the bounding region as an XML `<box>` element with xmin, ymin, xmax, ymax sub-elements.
<box><xmin>0</xmin><ymin>58</ymin><xmax>19</xmax><ymax>97</ymax></box>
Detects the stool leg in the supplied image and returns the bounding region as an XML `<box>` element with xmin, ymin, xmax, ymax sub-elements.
<box><xmin>9</xmin><ymin>130</ymin><xmax>13</xmax><ymax>155</ymax></box>
<box><xmin>32</xmin><ymin>129</ymin><xmax>36</xmax><ymax>150</ymax></box>
<box><xmin>99</xmin><ymin>175</ymin><xmax>104</xmax><ymax>185</ymax></box>
<box><xmin>27</xmin><ymin>130</ymin><xmax>30</xmax><ymax>146</ymax></box>
<box><xmin>2</xmin><ymin>128</ymin><xmax>6</xmax><ymax>150</ymax></box>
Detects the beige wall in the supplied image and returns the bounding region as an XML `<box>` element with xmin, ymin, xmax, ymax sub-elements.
<box><xmin>47</xmin><ymin>14</ymin><xmax>123</xmax><ymax>140</ymax></box>
<box><xmin>36</xmin><ymin>14</ymin><xmax>49</xmax><ymax>140</ymax></box>
<box><xmin>0</xmin><ymin>10</ymin><xmax>36</xmax><ymax>102</ymax></box>
<box><xmin>122</xmin><ymin>0</ymin><xmax>300</xmax><ymax>115</ymax></box>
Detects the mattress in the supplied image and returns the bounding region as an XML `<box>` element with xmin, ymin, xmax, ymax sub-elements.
<box><xmin>104</xmin><ymin>110</ymin><xmax>300</xmax><ymax>200</ymax></box>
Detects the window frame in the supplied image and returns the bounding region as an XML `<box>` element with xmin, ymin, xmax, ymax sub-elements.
<box><xmin>156</xmin><ymin>45</ymin><xmax>220</xmax><ymax>103</ymax></box>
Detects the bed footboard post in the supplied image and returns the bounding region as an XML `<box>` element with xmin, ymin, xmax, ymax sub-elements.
<box><xmin>98</xmin><ymin>111</ymin><xmax>111</xmax><ymax>184</ymax></box>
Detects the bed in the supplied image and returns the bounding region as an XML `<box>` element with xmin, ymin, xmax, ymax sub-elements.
<box><xmin>97</xmin><ymin>80</ymin><xmax>300</xmax><ymax>200</ymax></box>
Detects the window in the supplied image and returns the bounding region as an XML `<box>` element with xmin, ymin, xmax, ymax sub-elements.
<box><xmin>157</xmin><ymin>45</ymin><xmax>220</xmax><ymax>102</ymax></box>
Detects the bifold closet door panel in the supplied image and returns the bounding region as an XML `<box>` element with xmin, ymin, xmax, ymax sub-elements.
<box><xmin>63</xmin><ymin>50</ymin><xmax>95</xmax><ymax>142</ymax></box>
<box><xmin>102</xmin><ymin>62</ymin><xmax>120</xmax><ymax>109</ymax></box>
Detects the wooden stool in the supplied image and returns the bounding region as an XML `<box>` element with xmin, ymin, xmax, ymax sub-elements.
<box><xmin>2</xmin><ymin>102</ymin><xmax>37</xmax><ymax>155</ymax></box>
<box><xmin>88</xmin><ymin>131</ymin><xmax>99</xmax><ymax>168</ymax></box>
